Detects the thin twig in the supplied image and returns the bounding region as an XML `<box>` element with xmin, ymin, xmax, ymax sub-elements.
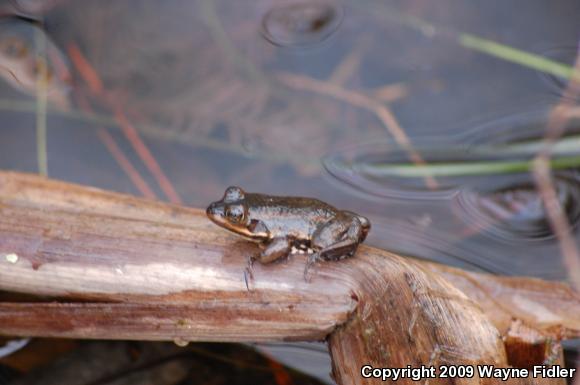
<box><xmin>532</xmin><ymin>45</ymin><xmax>580</xmax><ymax>292</ymax></box>
<box><xmin>198</xmin><ymin>0</ymin><xmax>263</xmax><ymax>82</ymax></box>
<box><xmin>96</xmin><ymin>128</ymin><xmax>157</xmax><ymax>200</ymax></box>
<box><xmin>372</xmin><ymin>82</ymin><xmax>409</xmax><ymax>103</ymax></box>
<box><xmin>113</xmin><ymin>110</ymin><xmax>182</xmax><ymax>204</ymax></box>
<box><xmin>67</xmin><ymin>43</ymin><xmax>103</xmax><ymax>95</ymax></box>
<box><xmin>34</xmin><ymin>27</ymin><xmax>48</xmax><ymax>177</ymax></box>
<box><xmin>67</xmin><ymin>42</ymin><xmax>182</xmax><ymax>204</ymax></box>
<box><xmin>0</xmin><ymin>97</ymin><xmax>320</xmax><ymax>168</ymax></box>
<box><xmin>328</xmin><ymin>36</ymin><xmax>371</xmax><ymax>86</ymax></box>
<box><xmin>357</xmin><ymin>1</ymin><xmax>578</xmax><ymax>80</ymax></box>
<box><xmin>75</xmin><ymin>89</ymin><xmax>158</xmax><ymax>200</ymax></box>
<box><xmin>275</xmin><ymin>71</ymin><xmax>437</xmax><ymax>189</ymax></box>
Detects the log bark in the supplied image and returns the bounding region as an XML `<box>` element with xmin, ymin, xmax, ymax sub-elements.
<box><xmin>0</xmin><ymin>171</ymin><xmax>577</xmax><ymax>384</ymax></box>
<box><xmin>427</xmin><ymin>263</ymin><xmax>580</xmax><ymax>340</ymax></box>
<box><xmin>0</xmin><ymin>172</ymin><xmax>354</xmax><ymax>341</ymax></box>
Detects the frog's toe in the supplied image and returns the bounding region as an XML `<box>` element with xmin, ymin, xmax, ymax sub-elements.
<box><xmin>246</xmin><ymin>255</ymin><xmax>259</xmax><ymax>274</ymax></box>
<box><xmin>303</xmin><ymin>253</ymin><xmax>319</xmax><ymax>282</ymax></box>
<box><xmin>243</xmin><ymin>255</ymin><xmax>258</xmax><ymax>291</ymax></box>
<box><xmin>243</xmin><ymin>268</ymin><xmax>254</xmax><ymax>291</ymax></box>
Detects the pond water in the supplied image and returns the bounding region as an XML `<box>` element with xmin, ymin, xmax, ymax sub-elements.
<box><xmin>0</xmin><ymin>0</ymin><xmax>579</xmax><ymax>383</ymax></box>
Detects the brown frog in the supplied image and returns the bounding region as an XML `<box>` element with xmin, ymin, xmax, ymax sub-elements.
<box><xmin>206</xmin><ymin>186</ymin><xmax>370</xmax><ymax>281</ymax></box>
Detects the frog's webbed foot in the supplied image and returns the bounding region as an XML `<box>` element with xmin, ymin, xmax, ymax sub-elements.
<box><xmin>243</xmin><ymin>254</ymin><xmax>257</xmax><ymax>291</ymax></box>
<box><xmin>303</xmin><ymin>253</ymin><xmax>319</xmax><ymax>282</ymax></box>
<box><xmin>318</xmin><ymin>237</ymin><xmax>360</xmax><ymax>260</ymax></box>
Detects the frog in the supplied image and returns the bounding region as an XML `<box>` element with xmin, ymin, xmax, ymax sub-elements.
<box><xmin>206</xmin><ymin>186</ymin><xmax>371</xmax><ymax>282</ymax></box>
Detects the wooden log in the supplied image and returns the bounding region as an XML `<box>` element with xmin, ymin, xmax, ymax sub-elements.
<box><xmin>0</xmin><ymin>172</ymin><xmax>577</xmax><ymax>384</ymax></box>
<box><xmin>427</xmin><ymin>263</ymin><xmax>580</xmax><ymax>340</ymax></box>
<box><xmin>0</xmin><ymin>172</ymin><xmax>354</xmax><ymax>341</ymax></box>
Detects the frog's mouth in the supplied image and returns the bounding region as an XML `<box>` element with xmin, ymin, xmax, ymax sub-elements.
<box><xmin>206</xmin><ymin>202</ymin><xmax>267</xmax><ymax>241</ymax></box>
<box><xmin>206</xmin><ymin>201</ymin><xmax>226</xmax><ymax>225</ymax></box>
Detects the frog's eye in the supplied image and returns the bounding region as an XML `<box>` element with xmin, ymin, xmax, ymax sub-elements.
<box><xmin>224</xmin><ymin>186</ymin><xmax>245</xmax><ymax>203</ymax></box>
<box><xmin>225</xmin><ymin>204</ymin><xmax>245</xmax><ymax>223</ymax></box>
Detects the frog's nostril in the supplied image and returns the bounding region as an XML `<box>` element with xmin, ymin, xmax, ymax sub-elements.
<box><xmin>206</xmin><ymin>203</ymin><xmax>216</xmax><ymax>216</ymax></box>
<box><xmin>206</xmin><ymin>202</ymin><xmax>225</xmax><ymax>219</ymax></box>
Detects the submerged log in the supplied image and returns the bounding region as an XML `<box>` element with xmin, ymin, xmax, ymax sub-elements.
<box><xmin>0</xmin><ymin>171</ymin><xmax>577</xmax><ymax>384</ymax></box>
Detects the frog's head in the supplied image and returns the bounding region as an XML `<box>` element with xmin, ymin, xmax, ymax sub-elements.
<box><xmin>206</xmin><ymin>186</ymin><xmax>252</xmax><ymax>236</ymax></box>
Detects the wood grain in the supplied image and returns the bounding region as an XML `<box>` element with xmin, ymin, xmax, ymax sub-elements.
<box><xmin>0</xmin><ymin>171</ymin><xmax>577</xmax><ymax>384</ymax></box>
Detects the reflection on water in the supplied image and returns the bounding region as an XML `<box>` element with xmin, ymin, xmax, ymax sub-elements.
<box><xmin>368</xmin><ymin>218</ymin><xmax>504</xmax><ymax>274</ymax></box>
<box><xmin>456</xmin><ymin>175</ymin><xmax>580</xmax><ymax>242</ymax></box>
<box><xmin>255</xmin><ymin>342</ymin><xmax>333</xmax><ymax>384</ymax></box>
<box><xmin>0</xmin><ymin>16</ymin><xmax>71</xmax><ymax>108</ymax></box>
<box><xmin>323</xmin><ymin>141</ymin><xmax>466</xmax><ymax>200</ymax></box>
<box><xmin>325</xmin><ymin>110</ymin><xmax>580</xmax><ymax>277</ymax></box>
<box><xmin>0</xmin><ymin>338</ymin><xmax>30</xmax><ymax>359</ymax></box>
<box><xmin>6</xmin><ymin>0</ymin><xmax>65</xmax><ymax>15</ymax></box>
<box><xmin>0</xmin><ymin>0</ymin><xmax>579</xmax><ymax>382</ymax></box>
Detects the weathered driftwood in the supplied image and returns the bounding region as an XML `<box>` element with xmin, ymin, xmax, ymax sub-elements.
<box><xmin>0</xmin><ymin>171</ymin><xmax>578</xmax><ymax>385</ymax></box>
<box><xmin>427</xmin><ymin>263</ymin><xmax>580</xmax><ymax>340</ymax></box>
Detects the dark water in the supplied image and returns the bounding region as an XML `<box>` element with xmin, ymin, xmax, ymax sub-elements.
<box><xmin>0</xmin><ymin>0</ymin><xmax>579</xmax><ymax>383</ymax></box>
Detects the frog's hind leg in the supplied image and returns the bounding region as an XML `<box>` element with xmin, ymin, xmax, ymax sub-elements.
<box><xmin>342</xmin><ymin>211</ymin><xmax>371</xmax><ymax>242</ymax></box>
<box><xmin>305</xmin><ymin>216</ymin><xmax>364</xmax><ymax>280</ymax></box>
<box><xmin>314</xmin><ymin>216</ymin><xmax>364</xmax><ymax>259</ymax></box>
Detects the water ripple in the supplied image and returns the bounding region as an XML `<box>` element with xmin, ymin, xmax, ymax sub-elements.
<box><xmin>455</xmin><ymin>174</ymin><xmax>580</xmax><ymax>242</ymax></box>
<box><xmin>261</xmin><ymin>1</ymin><xmax>343</xmax><ymax>47</ymax></box>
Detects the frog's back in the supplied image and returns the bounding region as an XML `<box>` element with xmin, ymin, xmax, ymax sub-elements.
<box><xmin>246</xmin><ymin>193</ymin><xmax>338</xmax><ymax>238</ymax></box>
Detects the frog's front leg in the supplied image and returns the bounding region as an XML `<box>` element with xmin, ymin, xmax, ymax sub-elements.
<box><xmin>244</xmin><ymin>237</ymin><xmax>292</xmax><ymax>286</ymax></box>
<box><xmin>244</xmin><ymin>237</ymin><xmax>292</xmax><ymax>290</ymax></box>
<box><xmin>245</xmin><ymin>219</ymin><xmax>271</xmax><ymax>268</ymax></box>
<box><xmin>244</xmin><ymin>219</ymin><xmax>272</xmax><ymax>288</ymax></box>
<box><xmin>257</xmin><ymin>237</ymin><xmax>292</xmax><ymax>263</ymax></box>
